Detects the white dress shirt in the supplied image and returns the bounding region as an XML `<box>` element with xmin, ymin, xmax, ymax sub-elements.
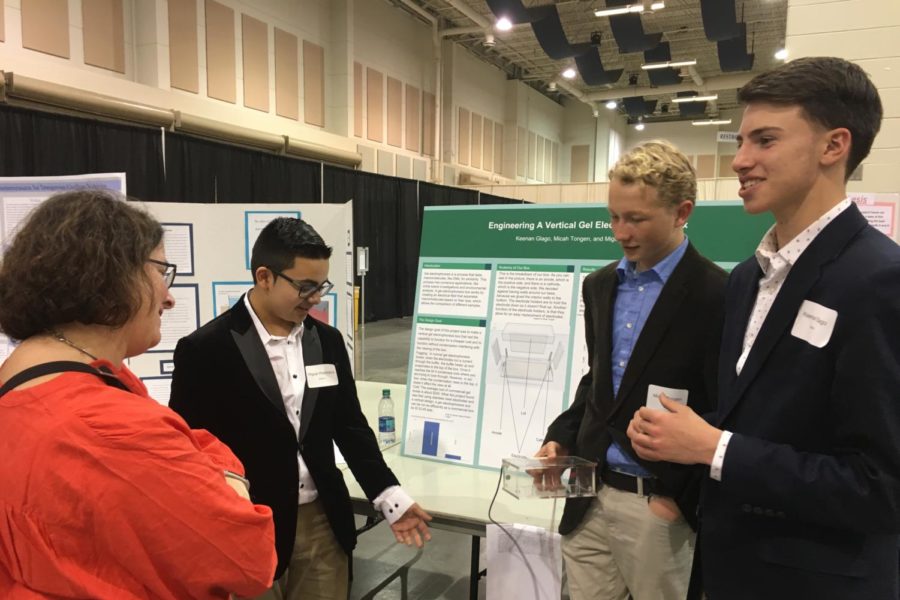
<box><xmin>710</xmin><ymin>199</ymin><xmax>852</xmax><ymax>481</ymax></box>
<box><xmin>244</xmin><ymin>293</ymin><xmax>414</xmax><ymax>523</ymax></box>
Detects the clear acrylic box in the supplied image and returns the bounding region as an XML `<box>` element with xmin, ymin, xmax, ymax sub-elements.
<box><xmin>501</xmin><ymin>456</ymin><xmax>597</xmax><ymax>499</ymax></box>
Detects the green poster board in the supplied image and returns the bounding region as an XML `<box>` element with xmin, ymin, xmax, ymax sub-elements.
<box><xmin>403</xmin><ymin>202</ymin><xmax>772</xmax><ymax>469</ymax></box>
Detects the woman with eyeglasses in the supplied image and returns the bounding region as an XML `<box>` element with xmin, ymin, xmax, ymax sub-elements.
<box><xmin>0</xmin><ymin>190</ymin><xmax>277</xmax><ymax>599</ymax></box>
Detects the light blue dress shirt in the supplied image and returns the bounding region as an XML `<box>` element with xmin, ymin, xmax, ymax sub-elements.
<box><xmin>606</xmin><ymin>237</ymin><xmax>689</xmax><ymax>476</ymax></box>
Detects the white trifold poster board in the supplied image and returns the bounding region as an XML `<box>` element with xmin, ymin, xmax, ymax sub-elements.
<box><xmin>0</xmin><ymin>174</ymin><xmax>355</xmax><ymax>406</ymax></box>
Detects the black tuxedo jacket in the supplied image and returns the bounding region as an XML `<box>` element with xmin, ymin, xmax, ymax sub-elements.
<box><xmin>169</xmin><ymin>295</ymin><xmax>399</xmax><ymax>579</ymax></box>
<box><xmin>546</xmin><ymin>242</ymin><xmax>726</xmax><ymax>533</ymax></box>
<box><xmin>699</xmin><ymin>204</ymin><xmax>900</xmax><ymax>599</ymax></box>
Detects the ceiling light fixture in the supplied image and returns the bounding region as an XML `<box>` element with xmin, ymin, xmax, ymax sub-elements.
<box><xmin>671</xmin><ymin>94</ymin><xmax>718</xmax><ymax>103</ymax></box>
<box><xmin>641</xmin><ymin>59</ymin><xmax>697</xmax><ymax>70</ymax></box>
<box><xmin>562</xmin><ymin>67</ymin><xmax>577</xmax><ymax>79</ymax></box>
<box><xmin>692</xmin><ymin>119</ymin><xmax>732</xmax><ymax>126</ymax></box>
<box><xmin>605</xmin><ymin>100</ymin><xmax>617</xmax><ymax>110</ymax></box>
<box><xmin>774</xmin><ymin>48</ymin><xmax>788</xmax><ymax>61</ymax></box>
<box><xmin>635</xmin><ymin>122</ymin><xmax>646</xmax><ymax>131</ymax></box>
<box><xmin>595</xmin><ymin>1</ymin><xmax>665</xmax><ymax>18</ymax></box>
<box><xmin>495</xmin><ymin>17</ymin><xmax>513</xmax><ymax>32</ymax></box>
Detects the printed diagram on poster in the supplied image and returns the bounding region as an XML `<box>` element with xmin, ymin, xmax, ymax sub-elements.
<box><xmin>142</xmin><ymin>376</ymin><xmax>173</xmax><ymax>406</ymax></box>
<box><xmin>162</xmin><ymin>223</ymin><xmax>195</xmax><ymax>276</ymax></box>
<box><xmin>478</xmin><ymin>265</ymin><xmax>574</xmax><ymax>468</ymax></box>
<box><xmin>152</xmin><ymin>284</ymin><xmax>200</xmax><ymax>353</ymax></box>
<box><xmin>487</xmin><ymin>323</ymin><xmax>565</xmax><ymax>452</ymax></box>
<box><xmin>309</xmin><ymin>292</ymin><xmax>337</xmax><ymax>327</ymax></box>
<box><xmin>213</xmin><ymin>282</ymin><xmax>254</xmax><ymax>317</ymax></box>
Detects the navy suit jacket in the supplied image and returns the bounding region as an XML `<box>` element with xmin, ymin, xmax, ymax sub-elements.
<box><xmin>700</xmin><ymin>203</ymin><xmax>900</xmax><ymax>599</ymax></box>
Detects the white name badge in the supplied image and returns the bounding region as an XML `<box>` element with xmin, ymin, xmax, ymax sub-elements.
<box><xmin>306</xmin><ymin>364</ymin><xmax>339</xmax><ymax>388</ymax></box>
<box><xmin>646</xmin><ymin>384</ymin><xmax>689</xmax><ymax>411</ymax></box>
<box><xmin>791</xmin><ymin>300</ymin><xmax>837</xmax><ymax>348</ymax></box>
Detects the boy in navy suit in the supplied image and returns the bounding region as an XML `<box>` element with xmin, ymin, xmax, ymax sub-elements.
<box><xmin>629</xmin><ymin>57</ymin><xmax>900</xmax><ymax>599</ymax></box>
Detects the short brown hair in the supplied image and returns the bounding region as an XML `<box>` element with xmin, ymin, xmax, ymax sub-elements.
<box><xmin>250</xmin><ymin>217</ymin><xmax>332</xmax><ymax>280</ymax></box>
<box><xmin>0</xmin><ymin>190</ymin><xmax>164</xmax><ymax>340</ymax></box>
<box><xmin>738</xmin><ymin>57</ymin><xmax>882</xmax><ymax>179</ymax></box>
<box><xmin>609</xmin><ymin>140</ymin><xmax>697</xmax><ymax>206</ymax></box>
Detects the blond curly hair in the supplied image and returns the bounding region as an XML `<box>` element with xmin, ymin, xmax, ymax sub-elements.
<box><xmin>609</xmin><ymin>140</ymin><xmax>697</xmax><ymax>206</ymax></box>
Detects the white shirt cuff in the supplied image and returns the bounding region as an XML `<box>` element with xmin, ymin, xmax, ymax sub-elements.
<box><xmin>710</xmin><ymin>430</ymin><xmax>733</xmax><ymax>481</ymax></box>
<box><xmin>373</xmin><ymin>486</ymin><xmax>415</xmax><ymax>525</ymax></box>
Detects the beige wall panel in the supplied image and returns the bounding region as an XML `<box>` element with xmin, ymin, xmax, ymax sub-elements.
<box><xmin>366</xmin><ymin>67</ymin><xmax>384</xmax><ymax>142</ymax></box>
<box><xmin>458</xmin><ymin>108</ymin><xmax>470</xmax><ymax>166</ymax></box>
<box><xmin>386</xmin><ymin>76</ymin><xmax>403</xmax><ymax>148</ymax></box>
<box><xmin>396</xmin><ymin>155</ymin><xmax>412</xmax><ymax>178</ymax></box>
<box><xmin>423</xmin><ymin>92</ymin><xmax>436</xmax><ymax>157</ymax></box>
<box><xmin>169</xmin><ymin>0</ymin><xmax>199</xmax><ymax>93</ymax></box>
<box><xmin>515</xmin><ymin>185</ymin><xmax>540</xmax><ymax>203</ymax></box>
<box><xmin>860</xmin><ymin>57</ymin><xmax>900</xmax><ymax>90</ymax></box>
<box><xmin>850</xmin><ymin>163</ymin><xmax>900</xmax><ymax>193</ymax></box>
<box><xmin>22</xmin><ymin>0</ymin><xmax>70</xmax><ymax>59</ymax></box>
<box><xmin>205</xmin><ymin>0</ymin><xmax>236</xmax><ymax>103</ymax></box>
<box><xmin>718</xmin><ymin>155</ymin><xmax>737</xmax><ymax>178</ymax></box>
<box><xmin>874</xmin><ymin>117</ymin><xmax>900</xmax><ymax>150</ymax></box>
<box><xmin>788</xmin><ymin>1</ymin><xmax>900</xmax><ymax>36</ymax></box>
<box><xmin>537</xmin><ymin>186</ymin><xmax>562</xmax><ymax>204</ymax></box>
<box><xmin>303</xmin><ymin>40</ymin><xmax>325</xmax><ymax>127</ymax></box>
<box><xmin>860</xmin><ymin>148</ymin><xmax>900</xmax><ymax>194</ymax></box>
<box><xmin>571</xmin><ymin>145</ymin><xmax>590</xmax><ymax>183</ymax></box>
<box><xmin>866</xmin><ymin>147</ymin><xmax>900</xmax><ymax>167</ymax></box>
<box><xmin>516</xmin><ymin>127</ymin><xmax>527</xmax><ymax>178</ymax></box>
<box><xmin>528</xmin><ymin>132</ymin><xmax>537</xmax><ymax>180</ymax></box>
<box><xmin>378</xmin><ymin>149</ymin><xmax>395</xmax><ymax>176</ymax></box>
<box><xmin>405</xmin><ymin>84</ymin><xmax>420</xmax><ymax>152</ymax></box>
<box><xmin>358</xmin><ymin>144</ymin><xmax>376</xmax><ymax>172</ymax></box>
<box><xmin>550</xmin><ymin>142</ymin><xmax>559</xmax><ymax>183</ymax></box>
<box><xmin>879</xmin><ymin>88</ymin><xmax>900</xmax><ymax>119</ymax></box>
<box><xmin>0</xmin><ymin>3</ymin><xmax>5</xmax><ymax>42</ymax></box>
<box><xmin>275</xmin><ymin>28</ymin><xmax>299</xmax><ymax>120</ymax></box>
<box><xmin>353</xmin><ymin>62</ymin><xmax>363</xmax><ymax>135</ymax></box>
<box><xmin>696</xmin><ymin>154</ymin><xmax>716</xmax><ymax>179</ymax></box>
<box><xmin>536</xmin><ymin>136</ymin><xmax>546</xmax><ymax>181</ymax></box>
<box><xmin>413</xmin><ymin>158</ymin><xmax>427</xmax><ymax>180</ymax></box>
<box><xmin>471</xmin><ymin>114</ymin><xmax>482</xmax><ymax>169</ymax></box>
<box><xmin>83</xmin><ymin>0</ymin><xmax>125</xmax><ymax>73</ymax></box>
<box><xmin>242</xmin><ymin>15</ymin><xmax>269</xmax><ymax>112</ymax></box>
<box><xmin>494</xmin><ymin>123</ymin><xmax>503</xmax><ymax>175</ymax></box>
<box><xmin>483</xmin><ymin>118</ymin><xmax>494</xmax><ymax>172</ymax></box>
<box><xmin>788</xmin><ymin>27</ymin><xmax>899</xmax><ymax>62</ymax></box>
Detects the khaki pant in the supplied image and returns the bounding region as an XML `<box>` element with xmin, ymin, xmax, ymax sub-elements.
<box><xmin>246</xmin><ymin>500</ymin><xmax>349</xmax><ymax>600</ymax></box>
<box><xmin>562</xmin><ymin>485</ymin><xmax>695</xmax><ymax>600</ymax></box>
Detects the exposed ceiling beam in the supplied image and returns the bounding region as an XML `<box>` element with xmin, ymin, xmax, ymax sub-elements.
<box><xmin>585</xmin><ymin>72</ymin><xmax>753</xmax><ymax>102</ymax></box>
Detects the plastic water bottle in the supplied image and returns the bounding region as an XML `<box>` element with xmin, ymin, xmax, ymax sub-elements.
<box><xmin>378</xmin><ymin>389</ymin><xmax>396</xmax><ymax>445</ymax></box>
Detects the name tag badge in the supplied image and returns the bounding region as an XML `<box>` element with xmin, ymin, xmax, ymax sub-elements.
<box><xmin>646</xmin><ymin>384</ymin><xmax>689</xmax><ymax>411</ymax></box>
<box><xmin>306</xmin><ymin>364</ymin><xmax>339</xmax><ymax>388</ymax></box>
<box><xmin>791</xmin><ymin>300</ymin><xmax>837</xmax><ymax>348</ymax></box>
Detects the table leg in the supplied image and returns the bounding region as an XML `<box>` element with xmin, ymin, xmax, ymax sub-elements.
<box><xmin>470</xmin><ymin>535</ymin><xmax>480</xmax><ymax>599</ymax></box>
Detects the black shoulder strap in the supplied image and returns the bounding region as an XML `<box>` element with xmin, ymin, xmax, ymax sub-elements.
<box><xmin>0</xmin><ymin>361</ymin><xmax>130</xmax><ymax>398</ymax></box>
